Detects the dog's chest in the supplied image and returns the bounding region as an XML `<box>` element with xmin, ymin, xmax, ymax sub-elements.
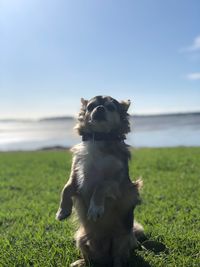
<box><xmin>75</xmin><ymin>142</ymin><xmax>123</xmax><ymax>192</ymax></box>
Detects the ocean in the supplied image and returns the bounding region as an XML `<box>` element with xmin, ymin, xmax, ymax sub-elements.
<box><xmin>0</xmin><ymin>113</ymin><xmax>200</xmax><ymax>151</ymax></box>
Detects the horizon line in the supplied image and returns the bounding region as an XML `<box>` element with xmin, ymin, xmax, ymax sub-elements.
<box><xmin>1</xmin><ymin>110</ymin><xmax>200</xmax><ymax>121</ymax></box>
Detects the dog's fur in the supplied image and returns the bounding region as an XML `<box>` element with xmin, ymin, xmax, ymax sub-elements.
<box><xmin>56</xmin><ymin>96</ymin><xmax>143</xmax><ymax>267</ymax></box>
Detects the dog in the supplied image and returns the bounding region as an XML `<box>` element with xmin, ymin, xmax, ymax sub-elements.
<box><xmin>56</xmin><ymin>96</ymin><xmax>143</xmax><ymax>267</ymax></box>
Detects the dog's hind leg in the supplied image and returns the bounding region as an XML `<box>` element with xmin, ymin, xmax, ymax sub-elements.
<box><xmin>75</xmin><ymin>227</ymin><xmax>112</xmax><ymax>267</ymax></box>
<box><xmin>75</xmin><ymin>226</ymin><xmax>92</xmax><ymax>264</ymax></box>
<box><xmin>112</xmin><ymin>232</ymin><xmax>138</xmax><ymax>267</ymax></box>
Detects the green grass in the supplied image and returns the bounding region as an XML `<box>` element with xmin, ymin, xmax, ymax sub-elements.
<box><xmin>0</xmin><ymin>148</ymin><xmax>199</xmax><ymax>267</ymax></box>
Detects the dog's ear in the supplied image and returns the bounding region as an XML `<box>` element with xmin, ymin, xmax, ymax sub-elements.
<box><xmin>120</xmin><ymin>100</ymin><xmax>131</xmax><ymax>112</ymax></box>
<box><xmin>81</xmin><ymin>98</ymin><xmax>88</xmax><ymax>107</ymax></box>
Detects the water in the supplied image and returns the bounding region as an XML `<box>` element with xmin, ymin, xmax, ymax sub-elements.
<box><xmin>0</xmin><ymin>113</ymin><xmax>200</xmax><ymax>151</ymax></box>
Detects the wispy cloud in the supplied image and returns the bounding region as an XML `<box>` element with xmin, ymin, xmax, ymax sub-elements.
<box><xmin>186</xmin><ymin>72</ymin><xmax>200</xmax><ymax>81</ymax></box>
<box><xmin>180</xmin><ymin>35</ymin><xmax>200</xmax><ymax>53</ymax></box>
<box><xmin>181</xmin><ymin>36</ymin><xmax>200</xmax><ymax>81</ymax></box>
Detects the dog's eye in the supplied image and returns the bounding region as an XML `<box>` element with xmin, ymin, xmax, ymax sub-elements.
<box><xmin>87</xmin><ymin>103</ymin><xmax>96</xmax><ymax>112</ymax></box>
<box><xmin>106</xmin><ymin>103</ymin><xmax>116</xmax><ymax>112</ymax></box>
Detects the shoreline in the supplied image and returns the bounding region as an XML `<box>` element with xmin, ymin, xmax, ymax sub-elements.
<box><xmin>0</xmin><ymin>145</ymin><xmax>200</xmax><ymax>153</ymax></box>
<box><xmin>1</xmin><ymin>111</ymin><xmax>200</xmax><ymax>122</ymax></box>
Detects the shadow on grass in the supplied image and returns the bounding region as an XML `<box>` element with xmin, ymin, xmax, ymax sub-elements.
<box><xmin>129</xmin><ymin>239</ymin><xmax>168</xmax><ymax>267</ymax></box>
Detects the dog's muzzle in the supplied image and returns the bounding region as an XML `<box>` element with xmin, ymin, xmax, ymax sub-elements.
<box><xmin>92</xmin><ymin>105</ymin><xmax>106</xmax><ymax>121</ymax></box>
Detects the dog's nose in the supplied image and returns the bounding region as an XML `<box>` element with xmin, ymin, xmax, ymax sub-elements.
<box><xmin>96</xmin><ymin>105</ymin><xmax>105</xmax><ymax>113</ymax></box>
<box><xmin>92</xmin><ymin>105</ymin><xmax>106</xmax><ymax>121</ymax></box>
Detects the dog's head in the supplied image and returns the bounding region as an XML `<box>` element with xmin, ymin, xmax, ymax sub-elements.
<box><xmin>75</xmin><ymin>96</ymin><xmax>131</xmax><ymax>138</ymax></box>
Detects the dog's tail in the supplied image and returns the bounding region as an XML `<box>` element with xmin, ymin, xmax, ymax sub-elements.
<box><xmin>134</xmin><ymin>178</ymin><xmax>143</xmax><ymax>191</ymax></box>
<box><xmin>133</xmin><ymin>221</ymin><xmax>146</xmax><ymax>241</ymax></box>
<box><xmin>133</xmin><ymin>178</ymin><xmax>146</xmax><ymax>242</ymax></box>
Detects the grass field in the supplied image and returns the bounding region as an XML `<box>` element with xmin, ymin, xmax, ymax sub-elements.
<box><xmin>0</xmin><ymin>147</ymin><xmax>200</xmax><ymax>267</ymax></box>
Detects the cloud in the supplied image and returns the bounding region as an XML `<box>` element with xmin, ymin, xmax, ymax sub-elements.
<box><xmin>180</xmin><ymin>35</ymin><xmax>200</xmax><ymax>52</ymax></box>
<box><xmin>186</xmin><ymin>72</ymin><xmax>200</xmax><ymax>81</ymax></box>
<box><xmin>181</xmin><ymin>36</ymin><xmax>200</xmax><ymax>81</ymax></box>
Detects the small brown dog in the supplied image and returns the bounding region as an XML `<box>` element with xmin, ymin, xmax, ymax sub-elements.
<box><xmin>56</xmin><ymin>96</ymin><xmax>143</xmax><ymax>267</ymax></box>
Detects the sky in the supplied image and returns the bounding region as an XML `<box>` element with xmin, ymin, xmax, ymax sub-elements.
<box><xmin>0</xmin><ymin>0</ymin><xmax>200</xmax><ymax>119</ymax></box>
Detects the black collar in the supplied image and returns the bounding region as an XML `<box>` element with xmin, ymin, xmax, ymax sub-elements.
<box><xmin>82</xmin><ymin>132</ymin><xmax>125</xmax><ymax>142</ymax></box>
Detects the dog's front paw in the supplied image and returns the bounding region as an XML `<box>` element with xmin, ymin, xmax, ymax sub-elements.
<box><xmin>87</xmin><ymin>202</ymin><xmax>104</xmax><ymax>221</ymax></box>
<box><xmin>56</xmin><ymin>208</ymin><xmax>71</xmax><ymax>221</ymax></box>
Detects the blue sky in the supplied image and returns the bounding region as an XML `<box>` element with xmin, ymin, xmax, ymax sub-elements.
<box><xmin>0</xmin><ymin>0</ymin><xmax>200</xmax><ymax>119</ymax></box>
